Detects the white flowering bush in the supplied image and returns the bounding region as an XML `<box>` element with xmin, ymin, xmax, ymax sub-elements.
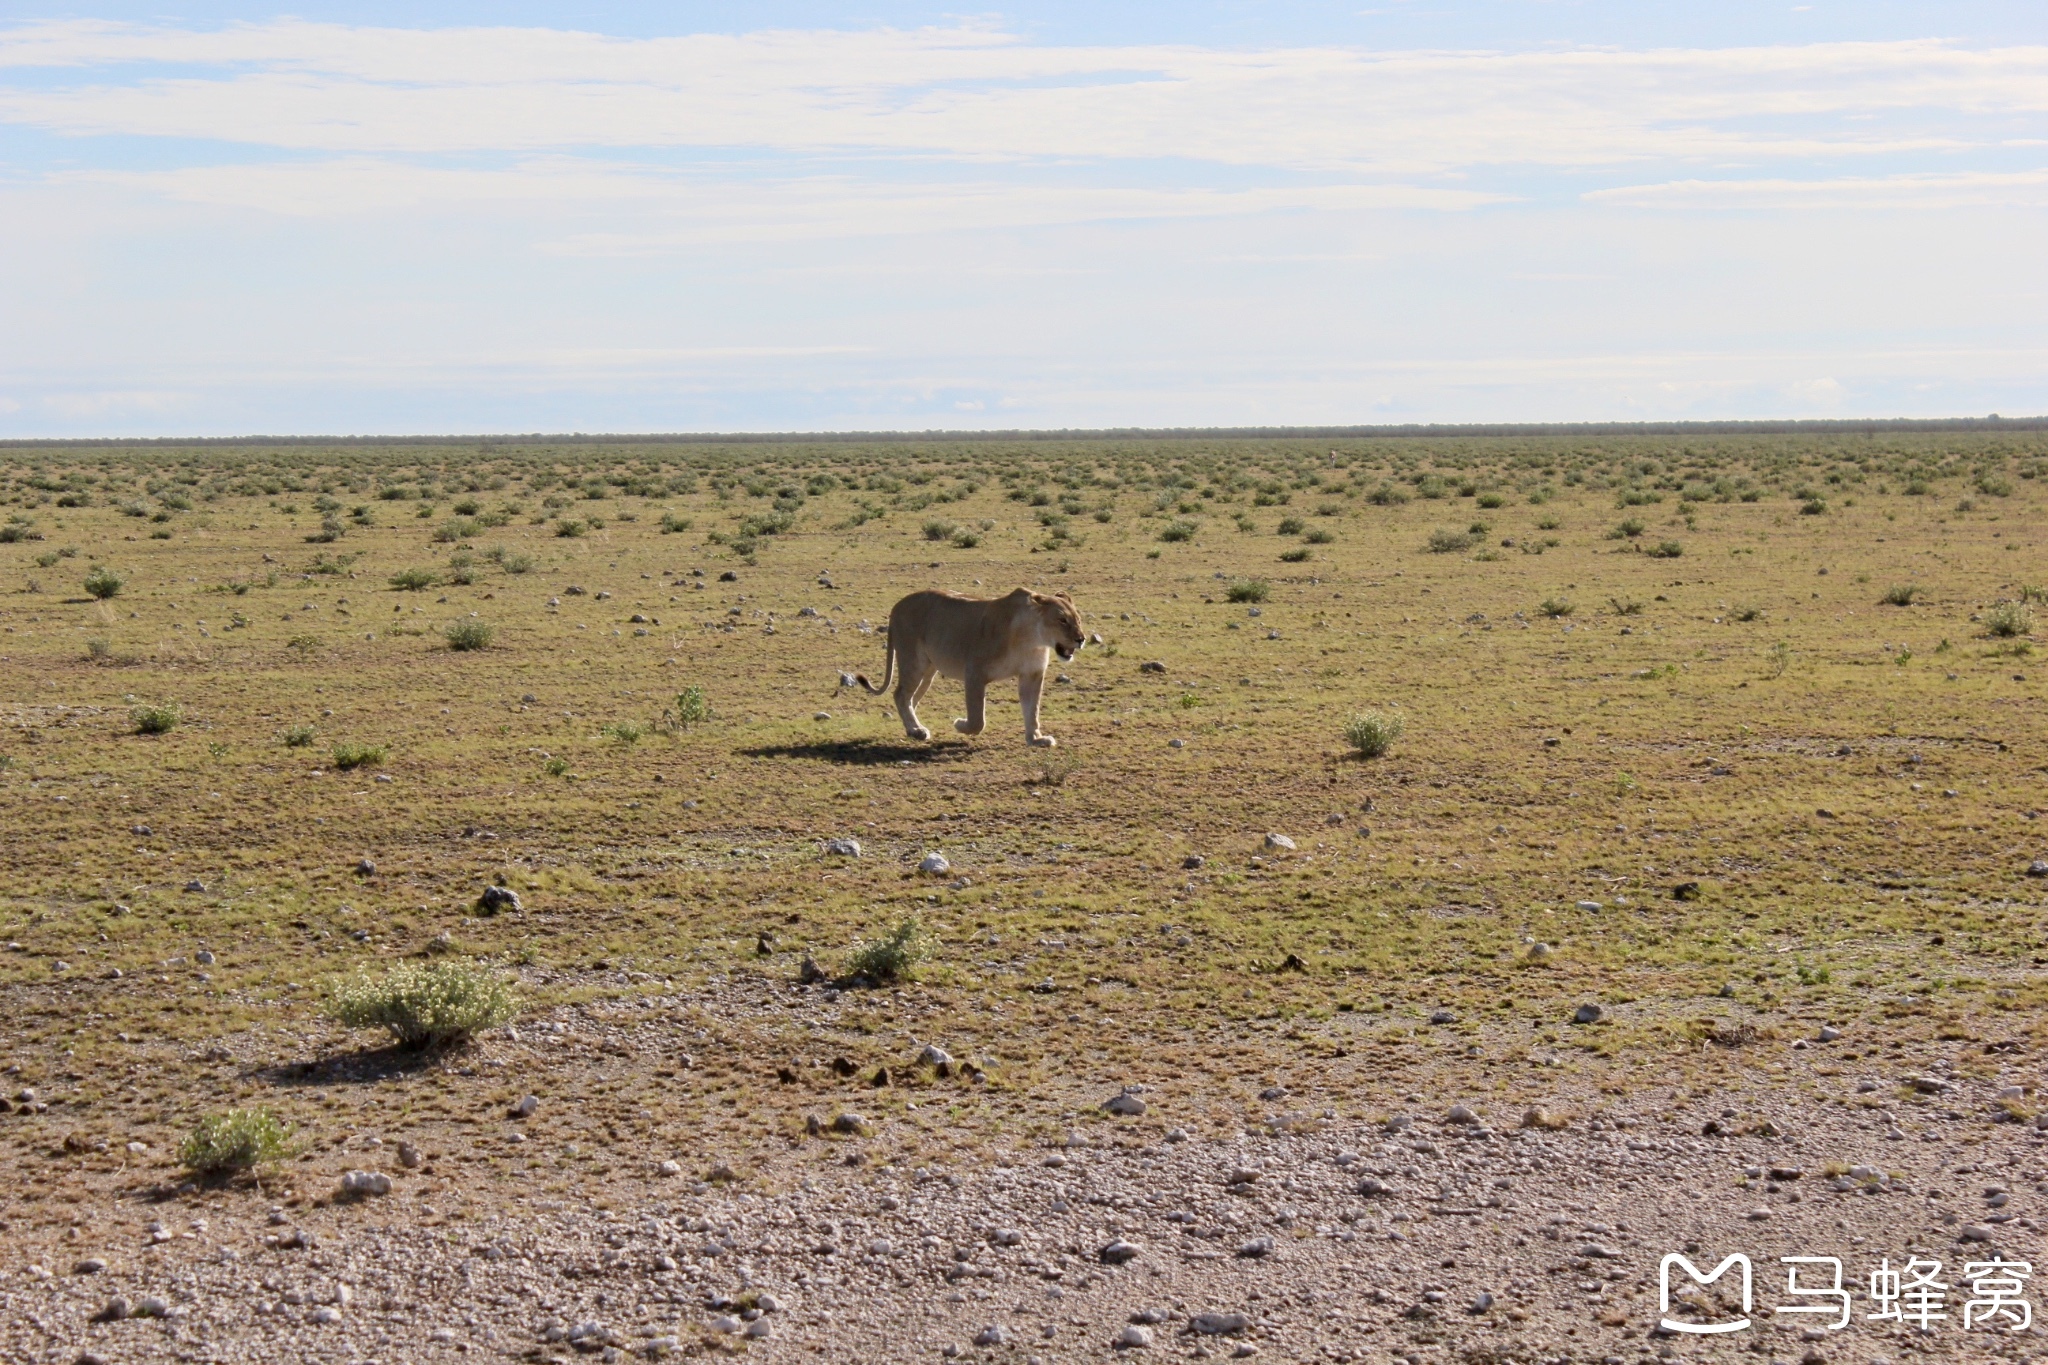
<box><xmin>328</xmin><ymin>960</ymin><xmax>517</xmax><ymax>1048</ymax></box>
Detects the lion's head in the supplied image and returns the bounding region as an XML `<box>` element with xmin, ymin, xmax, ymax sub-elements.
<box><xmin>1033</xmin><ymin>590</ymin><xmax>1085</xmax><ymax>662</ymax></box>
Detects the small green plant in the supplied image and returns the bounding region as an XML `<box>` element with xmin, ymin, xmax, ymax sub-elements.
<box><xmin>286</xmin><ymin>633</ymin><xmax>320</xmax><ymax>652</ymax></box>
<box><xmin>1176</xmin><ymin>691</ymin><xmax>1203</xmax><ymax>709</ymax></box>
<box><xmin>1343</xmin><ymin>710</ymin><xmax>1405</xmax><ymax>759</ymax></box>
<box><xmin>1608</xmin><ymin>518</ymin><xmax>1646</xmax><ymax>540</ymax></box>
<box><xmin>1535</xmin><ymin>514</ymin><xmax>1562</xmax><ymax>531</ymax></box>
<box><xmin>949</xmin><ymin>528</ymin><xmax>981</xmax><ymax>549</ymax></box>
<box><xmin>282</xmin><ymin>724</ymin><xmax>316</xmax><ymax>748</ymax></box>
<box><xmin>1881</xmin><ymin>584</ymin><xmax>1919</xmax><ymax>606</ymax></box>
<box><xmin>1767</xmin><ymin>641</ymin><xmax>1792</xmax><ymax>678</ymax></box>
<box><xmin>330</xmin><ymin>741</ymin><xmax>387</xmax><ymax>770</ymax></box>
<box><xmin>542</xmin><ymin>756</ymin><xmax>570</xmax><ymax>777</ymax></box>
<box><xmin>497</xmin><ymin>550</ymin><xmax>536</xmax><ymax>574</ymax></box>
<box><xmin>922</xmin><ymin>518</ymin><xmax>956</xmax><ymax>542</ymax></box>
<box><xmin>1476</xmin><ymin>491</ymin><xmax>1506</xmax><ymax>509</ymax></box>
<box><xmin>1730</xmin><ymin>604</ymin><xmax>1764</xmax><ymax>622</ymax></box>
<box><xmin>179</xmin><ymin>1109</ymin><xmax>294</xmax><ymax>1175</ymax></box>
<box><xmin>1799</xmin><ymin>497</ymin><xmax>1828</xmax><ymax>516</ymax></box>
<box><xmin>1985</xmin><ymin>601</ymin><xmax>2034</xmax><ymax>638</ymax></box>
<box><xmin>1276</xmin><ymin>516</ymin><xmax>1306</xmax><ymax>536</ymax></box>
<box><xmin>1646</xmin><ymin>540</ymin><xmax>1684</xmax><ymax>559</ymax></box>
<box><xmin>132</xmin><ymin>703</ymin><xmax>180</xmax><ymax>735</ymax></box>
<box><xmin>445</xmin><ymin>618</ymin><xmax>495</xmax><ymax>651</ymax></box>
<box><xmin>667</xmin><ymin>685</ymin><xmax>710</xmax><ymax>729</ymax></box>
<box><xmin>1303</xmin><ymin>527</ymin><xmax>1335</xmax><ymax>544</ymax></box>
<box><xmin>2019</xmin><ymin>584</ymin><xmax>2047</xmax><ymax>605</ymax></box>
<box><xmin>1425</xmin><ymin>528</ymin><xmax>1474</xmax><ymax>554</ymax></box>
<box><xmin>1608</xmin><ymin>597</ymin><xmax>1644</xmax><ymax>616</ymax></box>
<box><xmin>389</xmin><ymin>566</ymin><xmax>438</xmax><ymax>591</ymax></box>
<box><xmin>1225</xmin><ymin>579</ymin><xmax>1269</xmax><ymax>603</ymax></box>
<box><xmin>327</xmin><ymin>960</ymin><xmax>517</xmax><ymax>1049</ymax></box>
<box><xmin>1278</xmin><ymin>547</ymin><xmax>1312</xmax><ymax>563</ymax></box>
<box><xmin>83</xmin><ymin>566</ymin><xmax>124</xmax><ymax>599</ymax></box>
<box><xmin>1158</xmin><ymin>519</ymin><xmax>1197</xmax><ymax>543</ymax></box>
<box><xmin>85</xmin><ymin>637</ymin><xmax>111</xmax><ymax>661</ymax></box>
<box><xmin>603</xmin><ymin>721</ymin><xmax>645</xmax><ymax>744</ymax></box>
<box><xmin>847</xmin><ymin>917</ymin><xmax>937</xmax><ymax>984</ymax></box>
<box><xmin>555</xmin><ymin>519</ymin><xmax>587</xmax><ymax>538</ymax></box>
<box><xmin>1539</xmin><ymin>597</ymin><xmax>1574</xmax><ymax>618</ymax></box>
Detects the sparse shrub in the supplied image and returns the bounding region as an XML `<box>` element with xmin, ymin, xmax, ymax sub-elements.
<box><xmin>445</xmin><ymin>618</ymin><xmax>495</xmax><ymax>651</ymax></box>
<box><xmin>542</xmin><ymin>756</ymin><xmax>570</xmax><ymax>777</ymax></box>
<box><xmin>496</xmin><ymin>550</ymin><xmax>536</xmax><ymax>574</ymax></box>
<box><xmin>922</xmin><ymin>518</ymin><xmax>956</xmax><ymax>542</ymax></box>
<box><xmin>1276</xmin><ymin>516</ymin><xmax>1305</xmax><ymax>536</ymax></box>
<box><xmin>1985</xmin><ymin>601</ymin><xmax>2034</xmax><ymax>638</ymax></box>
<box><xmin>1536</xmin><ymin>514</ymin><xmax>1562</xmax><ymax>531</ymax></box>
<box><xmin>847</xmin><ymin>917</ymin><xmax>936</xmax><ymax>983</ymax></box>
<box><xmin>1343</xmin><ymin>710</ymin><xmax>1405</xmax><ymax>758</ymax></box>
<box><xmin>660</xmin><ymin>512</ymin><xmax>693</xmax><ymax>534</ymax></box>
<box><xmin>85</xmin><ymin>637</ymin><xmax>111</xmax><ymax>661</ymax></box>
<box><xmin>1426</xmin><ymin>528</ymin><xmax>1474</xmax><ymax>554</ymax></box>
<box><xmin>1367</xmin><ymin>483</ymin><xmax>1410</xmax><ymax>506</ymax></box>
<box><xmin>1278</xmin><ymin>547</ymin><xmax>1312</xmax><ymax>563</ymax></box>
<box><xmin>1608</xmin><ymin>597</ymin><xmax>1644</xmax><ymax>616</ymax></box>
<box><xmin>1881</xmin><ymin>584</ymin><xmax>1919</xmax><ymax>606</ymax></box>
<box><xmin>1730</xmin><ymin>604</ymin><xmax>1764</xmax><ymax>622</ymax></box>
<box><xmin>282</xmin><ymin>724</ymin><xmax>316</xmax><ymax>748</ymax></box>
<box><xmin>331</xmin><ymin>741</ymin><xmax>387</xmax><ymax>770</ymax></box>
<box><xmin>2020</xmin><ymin>584</ymin><xmax>2048</xmax><ymax>605</ymax></box>
<box><xmin>1977</xmin><ymin>473</ymin><xmax>2014</xmax><ymax>497</ymax></box>
<box><xmin>555</xmin><ymin>519</ymin><xmax>587</xmax><ymax>538</ymax></box>
<box><xmin>663</xmin><ymin>685</ymin><xmax>711</xmax><ymax>730</ymax></box>
<box><xmin>286</xmin><ymin>633</ymin><xmax>320</xmax><ymax>652</ymax></box>
<box><xmin>603</xmin><ymin>721</ymin><xmax>645</xmax><ymax>744</ymax></box>
<box><xmin>1225</xmin><ymin>579</ymin><xmax>1269</xmax><ymax>603</ymax></box>
<box><xmin>1158</xmin><ymin>519</ymin><xmax>1197</xmax><ymax>543</ymax></box>
<box><xmin>1608</xmin><ymin>518</ymin><xmax>1645</xmax><ymax>540</ymax></box>
<box><xmin>327</xmin><ymin>960</ymin><xmax>517</xmax><ymax>1049</ymax></box>
<box><xmin>131</xmin><ymin>703</ymin><xmax>180</xmax><ymax>735</ymax></box>
<box><xmin>83</xmin><ymin>566</ymin><xmax>124</xmax><ymax>599</ymax></box>
<box><xmin>1303</xmin><ymin>527</ymin><xmax>1335</xmax><ymax>544</ymax></box>
<box><xmin>950</xmin><ymin>528</ymin><xmax>981</xmax><ymax>549</ymax></box>
<box><xmin>180</xmin><ymin>1109</ymin><xmax>294</xmax><ymax>1175</ymax></box>
<box><xmin>1646</xmin><ymin>540</ymin><xmax>1684</xmax><ymax>558</ymax></box>
<box><xmin>1539</xmin><ymin>597</ymin><xmax>1573</xmax><ymax>618</ymax></box>
<box><xmin>1476</xmin><ymin>491</ymin><xmax>1506</xmax><ymax>509</ymax></box>
<box><xmin>389</xmin><ymin>566</ymin><xmax>437</xmax><ymax>591</ymax></box>
<box><xmin>1799</xmin><ymin>496</ymin><xmax>1827</xmax><ymax>516</ymax></box>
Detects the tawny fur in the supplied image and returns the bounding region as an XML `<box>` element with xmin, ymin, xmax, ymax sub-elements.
<box><xmin>848</xmin><ymin>588</ymin><xmax>1084</xmax><ymax>747</ymax></box>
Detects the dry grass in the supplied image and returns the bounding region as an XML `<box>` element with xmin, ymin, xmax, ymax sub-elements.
<box><xmin>0</xmin><ymin>433</ymin><xmax>2044</xmax><ymax>1211</ymax></box>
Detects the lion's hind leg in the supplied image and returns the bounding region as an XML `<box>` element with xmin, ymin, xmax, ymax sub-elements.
<box><xmin>895</xmin><ymin>657</ymin><xmax>936</xmax><ymax>741</ymax></box>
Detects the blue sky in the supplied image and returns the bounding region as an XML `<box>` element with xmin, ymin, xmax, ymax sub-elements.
<box><xmin>2</xmin><ymin>4</ymin><xmax>2046</xmax><ymax>435</ymax></box>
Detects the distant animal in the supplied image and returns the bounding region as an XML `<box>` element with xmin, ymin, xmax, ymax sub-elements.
<box><xmin>845</xmin><ymin>588</ymin><xmax>1085</xmax><ymax>747</ymax></box>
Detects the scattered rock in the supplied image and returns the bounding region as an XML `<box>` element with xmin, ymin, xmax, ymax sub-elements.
<box><xmin>1384</xmin><ymin>1114</ymin><xmax>1413</xmax><ymax>1132</ymax></box>
<box><xmin>1116</xmin><ymin>1324</ymin><xmax>1154</xmax><ymax>1349</ymax></box>
<box><xmin>1959</xmin><ymin>1224</ymin><xmax>1994</xmax><ymax>1242</ymax></box>
<box><xmin>1908</xmin><ymin>1076</ymin><xmax>1949</xmax><ymax>1094</ymax></box>
<box><xmin>1470</xmin><ymin>1291</ymin><xmax>1496</xmax><ymax>1314</ymax></box>
<box><xmin>73</xmin><ymin>1258</ymin><xmax>106</xmax><ymax>1275</ymax></box>
<box><xmin>91</xmin><ymin>1297</ymin><xmax>130</xmax><ymax>1322</ymax></box>
<box><xmin>194</xmin><ymin>949</ymin><xmax>215</xmax><ymax>966</ymax></box>
<box><xmin>1235</xmin><ymin>1237</ymin><xmax>1274</xmax><ymax>1258</ymax></box>
<box><xmin>1104</xmin><ymin>1090</ymin><xmax>1147</xmax><ymax>1117</ymax></box>
<box><xmin>1190</xmin><ymin>1312</ymin><xmax>1250</xmax><ymax>1336</ymax></box>
<box><xmin>1262</xmin><ymin>833</ymin><xmax>1296</xmax><ymax>852</ymax></box>
<box><xmin>340</xmin><ymin>1170</ymin><xmax>392</xmax><ymax>1196</ymax></box>
<box><xmin>476</xmin><ymin>885</ymin><xmax>522</xmax><ymax>914</ymax></box>
<box><xmin>1429</xmin><ymin>1009</ymin><xmax>1457</xmax><ymax>1025</ymax></box>
<box><xmin>1574</xmin><ymin>900</ymin><xmax>1601</xmax><ymax>911</ymax></box>
<box><xmin>511</xmin><ymin>1094</ymin><xmax>539</xmax><ymax>1118</ymax></box>
<box><xmin>1100</xmin><ymin>1240</ymin><xmax>1142</xmax><ymax>1265</ymax></box>
<box><xmin>2027</xmin><ymin>859</ymin><xmax>2048</xmax><ymax>878</ymax></box>
<box><xmin>1818</xmin><ymin>1026</ymin><xmax>1843</xmax><ymax>1042</ymax></box>
<box><xmin>918</xmin><ymin>853</ymin><xmax>952</xmax><ymax>875</ymax></box>
<box><xmin>354</xmin><ymin>859</ymin><xmax>375</xmax><ymax>876</ymax></box>
<box><xmin>1524</xmin><ymin>942</ymin><xmax>1552</xmax><ymax>961</ymax></box>
<box><xmin>823</xmin><ymin>838</ymin><xmax>861</xmax><ymax>857</ymax></box>
<box><xmin>1139</xmin><ymin>661</ymin><xmax>1167</xmax><ymax>674</ymax></box>
<box><xmin>973</xmin><ymin>1325</ymin><xmax>1010</xmax><ymax>1346</ymax></box>
<box><xmin>1357</xmin><ymin>1177</ymin><xmax>1393</xmax><ymax>1197</ymax></box>
<box><xmin>1573</xmin><ymin>1003</ymin><xmax>1604</xmax><ymax>1025</ymax></box>
<box><xmin>1672</xmin><ymin>881</ymin><xmax>1702</xmax><ymax>900</ymax></box>
<box><xmin>183</xmin><ymin>881</ymin><xmax>206</xmax><ymax>893</ymax></box>
<box><xmin>1447</xmin><ymin>1104</ymin><xmax>1479</xmax><ymax>1125</ymax></box>
<box><xmin>1182</xmin><ymin>855</ymin><xmax>1205</xmax><ymax>869</ymax></box>
<box><xmin>798</xmin><ymin>956</ymin><xmax>826</xmax><ymax>985</ymax></box>
<box><xmin>831</xmin><ymin>1112</ymin><xmax>868</xmax><ymax>1136</ymax></box>
<box><xmin>918</xmin><ymin>1044</ymin><xmax>953</xmax><ymax>1069</ymax></box>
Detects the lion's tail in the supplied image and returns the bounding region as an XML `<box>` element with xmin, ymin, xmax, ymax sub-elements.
<box><xmin>849</xmin><ymin>637</ymin><xmax>894</xmax><ymax>695</ymax></box>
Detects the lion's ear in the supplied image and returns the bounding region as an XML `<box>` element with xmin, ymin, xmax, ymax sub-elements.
<box><xmin>1053</xmin><ymin>590</ymin><xmax>1073</xmax><ymax>603</ymax></box>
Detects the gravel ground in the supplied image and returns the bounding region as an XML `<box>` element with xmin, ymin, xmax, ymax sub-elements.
<box><xmin>6</xmin><ymin>1054</ymin><xmax>2044</xmax><ymax>1365</ymax></box>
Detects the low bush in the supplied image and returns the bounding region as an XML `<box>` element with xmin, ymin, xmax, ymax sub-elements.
<box><xmin>1426</xmin><ymin>528</ymin><xmax>1474</xmax><ymax>553</ymax></box>
<box><xmin>1881</xmin><ymin>584</ymin><xmax>1919</xmax><ymax>606</ymax></box>
<box><xmin>1276</xmin><ymin>516</ymin><xmax>1305</xmax><ymax>536</ymax></box>
<box><xmin>132</xmin><ymin>703</ymin><xmax>180</xmax><ymax>734</ymax></box>
<box><xmin>328</xmin><ymin>960</ymin><xmax>518</xmax><ymax>1049</ymax></box>
<box><xmin>281</xmin><ymin>724</ymin><xmax>316</xmax><ymax>747</ymax></box>
<box><xmin>847</xmin><ymin>917</ymin><xmax>936</xmax><ymax>983</ymax></box>
<box><xmin>180</xmin><ymin>1109</ymin><xmax>294</xmax><ymax>1174</ymax></box>
<box><xmin>1985</xmin><ymin>601</ymin><xmax>2034</xmax><ymax>638</ymax></box>
<box><xmin>1646</xmin><ymin>540</ymin><xmax>1684</xmax><ymax>558</ymax></box>
<box><xmin>84</xmin><ymin>566</ymin><xmax>124</xmax><ymax>599</ymax></box>
<box><xmin>389</xmin><ymin>566</ymin><xmax>437</xmax><ymax>591</ymax></box>
<box><xmin>331</xmin><ymin>741</ymin><xmax>387</xmax><ymax>770</ymax></box>
<box><xmin>445</xmin><ymin>619</ymin><xmax>495</xmax><ymax>651</ymax></box>
<box><xmin>1158</xmin><ymin>519</ymin><xmax>1197</xmax><ymax>543</ymax></box>
<box><xmin>1344</xmin><ymin>710</ymin><xmax>1405</xmax><ymax>758</ymax></box>
<box><xmin>1303</xmin><ymin>527</ymin><xmax>1335</xmax><ymax>544</ymax></box>
<box><xmin>1278</xmin><ymin>547</ymin><xmax>1312</xmax><ymax>563</ymax></box>
<box><xmin>1539</xmin><ymin>597</ymin><xmax>1573</xmax><ymax>618</ymax></box>
<box><xmin>1224</xmin><ymin>579</ymin><xmax>1269</xmax><ymax>603</ymax></box>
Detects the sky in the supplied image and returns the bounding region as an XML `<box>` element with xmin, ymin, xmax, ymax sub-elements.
<box><xmin>2</xmin><ymin>3</ymin><xmax>2046</xmax><ymax>436</ymax></box>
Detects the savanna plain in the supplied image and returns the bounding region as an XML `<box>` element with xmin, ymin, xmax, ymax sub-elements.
<box><xmin>0</xmin><ymin>432</ymin><xmax>2044</xmax><ymax>1365</ymax></box>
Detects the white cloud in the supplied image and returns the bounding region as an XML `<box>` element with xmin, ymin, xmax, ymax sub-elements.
<box><xmin>1</xmin><ymin>21</ymin><xmax>2045</xmax><ymax>171</ymax></box>
<box><xmin>1589</xmin><ymin>167</ymin><xmax>2048</xmax><ymax>209</ymax></box>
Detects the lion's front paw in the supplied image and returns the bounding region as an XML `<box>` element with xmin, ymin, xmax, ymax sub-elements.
<box><xmin>909</xmin><ymin>726</ymin><xmax>931</xmax><ymax>741</ymax></box>
<box><xmin>1029</xmin><ymin>734</ymin><xmax>1058</xmax><ymax>748</ymax></box>
<box><xmin>953</xmin><ymin>718</ymin><xmax>982</xmax><ymax>735</ymax></box>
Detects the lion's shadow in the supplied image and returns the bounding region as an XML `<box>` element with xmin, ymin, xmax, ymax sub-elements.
<box><xmin>738</xmin><ymin>739</ymin><xmax>975</xmax><ymax>765</ymax></box>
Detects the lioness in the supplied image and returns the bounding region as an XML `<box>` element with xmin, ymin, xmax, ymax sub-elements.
<box><xmin>847</xmin><ymin>588</ymin><xmax>1084</xmax><ymax>747</ymax></box>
